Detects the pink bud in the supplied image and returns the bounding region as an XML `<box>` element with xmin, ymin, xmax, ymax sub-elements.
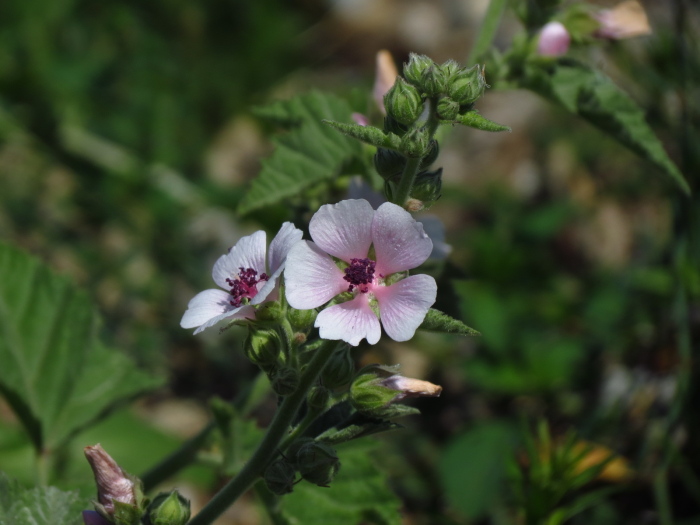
<box><xmin>84</xmin><ymin>444</ymin><xmax>138</xmax><ymax>514</ymax></box>
<box><xmin>373</xmin><ymin>50</ymin><xmax>398</xmax><ymax>114</ymax></box>
<box><xmin>537</xmin><ymin>21</ymin><xmax>571</xmax><ymax>57</ymax></box>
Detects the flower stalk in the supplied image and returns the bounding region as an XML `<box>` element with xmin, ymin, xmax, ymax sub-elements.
<box><xmin>187</xmin><ymin>339</ymin><xmax>339</xmax><ymax>525</ymax></box>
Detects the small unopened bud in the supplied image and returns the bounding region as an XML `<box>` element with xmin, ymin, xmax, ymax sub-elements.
<box><xmin>410</xmin><ymin>168</ymin><xmax>443</xmax><ymax>208</ymax></box>
<box><xmin>350</xmin><ymin>365</ymin><xmax>442</xmax><ymax>418</ymax></box>
<box><xmin>447</xmin><ymin>64</ymin><xmax>487</xmax><ymax>106</ymax></box>
<box><xmin>419</xmin><ymin>140</ymin><xmax>440</xmax><ymax>170</ymax></box>
<box><xmin>383</xmin><ymin>115</ymin><xmax>409</xmax><ymax>137</ymax></box>
<box><xmin>255</xmin><ymin>301</ymin><xmax>284</xmax><ymax>322</ymax></box>
<box><xmin>373</xmin><ymin>50</ymin><xmax>399</xmax><ymax>114</ymax></box>
<box><xmin>384</xmin><ymin>77</ymin><xmax>424</xmax><ymax>126</ymax></box>
<box><xmin>296</xmin><ymin>441</ymin><xmax>341</xmax><ymax>487</ymax></box>
<box><xmin>374</xmin><ymin>147</ymin><xmax>407</xmax><ymax>181</ymax></box>
<box><xmin>419</xmin><ymin>65</ymin><xmax>448</xmax><ymax>97</ymax></box>
<box><xmin>307</xmin><ymin>385</ymin><xmax>331</xmax><ymax>411</ymax></box>
<box><xmin>288</xmin><ymin>307</ymin><xmax>317</xmax><ymax>331</ymax></box>
<box><xmin>84</xmin><ymin>444</ymin><xmax>142</xmax><ymax>521</ymax></box>
<box><xmin>264</xmin><ymin>459</ymin><xmax>297</xmax><ymax>495</ymax></box>
<box><xmin>537</xmin><ymin>21</ymin><xmax>571</xmax><ymax>57</ymax></box>
<box><xmin>403</xmin><ymin>53</ymin><xmax>435</xmax><ymax>87</ymax></box>
<box><xmin>245</xmin><ymin>328</ymin><xmax>284</xmax><ymax>372</ymax></box>
<box><xmin>271</xmin><ymin>366</ymin><xmax>300</xmax><ymax>396</ymax></box>
<box><xmin>400</xmin><ymin>127</ymin><xmax>430</xmax><ymax>159</ymax></box>
<box><xmin>436</xmin><ymin>96</ymin><xmax>460</xmax><ymax>121</ymax></box>
<box><xmin>440</xmin><ymin>59</ymin><xmax>461</xmax><ymax>79</ymax></box>
<box><xmin>146</xmin><ymin>491</ymin><xmax>191</xmax><ymax>525</ymax></box>
<box><xmin>321</xmin><ymin>345</ymin><xmax>355</xmax><ymax>388</ymax></box>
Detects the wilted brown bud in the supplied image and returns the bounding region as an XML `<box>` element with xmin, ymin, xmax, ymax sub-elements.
<box><xmin>379</xmin><ymin>374</ymin><xmax>443</xmax><ymax>401</ymax></box>
<box><xmin>84</xmin><ymin>444</ymin><xmax>139</xmax><ymax>515</ymax></box>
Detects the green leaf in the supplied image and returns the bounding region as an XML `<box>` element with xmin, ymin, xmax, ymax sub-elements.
<box><xmin>454</xmin><ymin>110</ymin><xmax>511</xmax><ymax>132</ymax></box>
<box><xmin>438</xmin><ymin>421</ymin><xmax>516</xmax><ymax>520</ymax></box>
<box><xmin>523</xmin><ymin>59</ymin><xmax>690</xmax><ymax>194</ymax></box>
<box><xmin>239</xmin><ymin>92</ymin><xmax>363</xmax><ymax>215</ymax></box>
<box><xmin>0</xmin><ymin>472</ymin><xmax>84</xmax><ymax>525</ymax></box>
<box><xmin>322</xmin><ymin>121</ymin><xmax>402</xmax><ymax>150</ymax></box>
<box><xmin>418</xmin><ymin>308</ymin><xmax>481</xmax><ymax>336</ymax></box>
<box><xmin>0</xmin><ymin>243</ymin><xmax>163</xmax><ymax>452</ymax></box>
<box><xmin>279</xmin><ymin>442</ymin><xmax>402</xmax><ymax>525</ymax></box>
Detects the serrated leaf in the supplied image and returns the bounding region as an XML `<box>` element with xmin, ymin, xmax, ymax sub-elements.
<box><xmin>523</xmin><ymin>59</ymin><xmax>689</xmax><ymax>194</ymax></box>
<box><xmin>454</xmin><ymin>110</ymin><xmax>511</xmax><ymax>132</ymax></box>
<box><xmin>0</xmin><ymin>472</ymin><xmax>84</xmax><ymax>525</ymax></box>
<box><xmin>438</xmin><ymin>422</ymin><xmax>516</xmax><ymax>520</ymax></box>
<box><xmin>322</xmin><ymin>120</ymin><xmax>402</xmax><ymax>150</ymax></box>
<box><xmin>0</xmin><ymin>243</ymin><xmax>163</xmax><ymax>452</ymax></box>
<box><xmin>418</xmin><ymin>308</ymin><xmax>480</xmax><ymax>336</ymax></box>
<box><xmin>279</xmin><ymin>442</ymin><xmax>402</xmax><ymax>525</ymax></box>
<box><xmin>239</xmin><ymin>92</ymin><xmax>363</xmax><ymax>215</ymax></box>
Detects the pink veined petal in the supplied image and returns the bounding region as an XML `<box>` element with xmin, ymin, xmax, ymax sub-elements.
<box><xmin>374</xmin><ymin>274</ymin><xmax>437</xmax><ymax>342</ymax></box>
<box><xmin>192</xmin><ymin>305</ymin><xmax>256</xmax><ymax>335</ymax></box>
<box><xmin>180</xmin><ymin>289</ymin><xmax>234</xmax><ymax>329</ymax></box>
<box><xmin>285</xmin><ymin>241</ymin><xmax>348</xmax><ymax>310</ymax></box>
<box><xmin>309</xmin><ymin>199</ymin><xmax>374</xmax><ymax>263</ymax></box>
<box><xmin>212</xmin><ymin>230</ymin><xmax>267</xmax><ymax>289</ymax></box>
<box><xmin>372</xmin><ymin>202</ymin><xmax>433</xmax><ymax>276</ymax></box>
<box><xmin>250</xmin><ymin>264</ymin><xmax>284</xmax><ymax>306</ymax></box>
<box><xmin>315</xmin><ymin>294</ymin><xmax>381</xmax><ymax>346</ymax></box>
<box><xmin>268</xmin><ymin>222</ymin><xmax>303</xmax><ymax>274</ymax></box>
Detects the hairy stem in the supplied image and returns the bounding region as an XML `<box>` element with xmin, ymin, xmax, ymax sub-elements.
<box><xmin>187</xmin><ymin>340</ymin><xmax>338</xmax><ymax>525</ymax></box>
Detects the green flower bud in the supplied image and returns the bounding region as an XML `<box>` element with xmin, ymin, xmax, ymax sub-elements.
<box><xmin>244</xmin><ymin>328</ymin><xmax>284</xmax><ymax>372</ymax></box>
<box><xmin>320</xmin><ymin>346</ymin><xmax>355</xmax><ymax>388</ymax></box>
<box><xmin>350</xmin><ymin>365</ymin><xmax>442</xmax><ymax>418</ymax></box>
<box><xmin>436</xmin><ymin>96</ymin><xmax>460</xmax><ymax>121</ymax></box>
<box><xmin>383</xmin><ymin>114</ymin><xmax>409</xmax><ymax>137</ymax></box>
<box><xmin>447</xmin><ymin>64</ymin><xmax>487</xmax><ymax>106</ymax></box>
<box><xmin>419</xmin><ymin>65</ymin><xmax>448</xmax><ymax>97</ymax></box>
<box><xmin>403</xmin><ymin>53</ymin><xmax>435</xmax><ymax>87</ymax></box>
<box><xmin>296</xmin><ymin>442</ymin><xmax>341</xmax><ymax>487</ymax></box>
<box><xmin>374</xmin><ymin>147</ymin><xmax>407</xmax><ymax>182</ymax></box>
<box><xmin>440</xmin><ymin>59</ymin><xmax>461</xmax><ymax>79</ymax></box>
<box><xmin>410</xmin><ymin>168</ymin><xmax>443</xmax><ymax>208</ymax></box>
<box><xmin>384</xmin><ymin>77</ymin><xmax>424</xmax><ymax>126</ymax></box>
<box><xmin>400</xmin><ymin>127</ymin><xmax>430</xmax><ymax>158</ymax></box>
<box><xmin>307</xmin><ymin>385</ymin><xmax>331</xmax><ymax>411</ymax></box>
<box><xmin>255</xmin><ymin>301</ymin><xmax>284</xmax><ymax>322</ymax></box>
<box><xmin>146</xmin><ymin>491</ymin><xmax>190</xmax><ymax>525</ymax></box>
<box><xmin>287</xmin><ymin>307</ymin><xmax>317</xmax><ymax>331</ymax></box>
<box><xmin>263</xmin><ymin>459</ymin><xmax>297</xmax><ymax>496</ymax></box>
<box><xmin>420</xmin><ymin>140</ymin><xmax>440</xmax><ymax>170</ymax></box>
<box><xmin>271</xmin><ymin>366</ymin><xmax>300</xmax><ymax>396</ymax></box>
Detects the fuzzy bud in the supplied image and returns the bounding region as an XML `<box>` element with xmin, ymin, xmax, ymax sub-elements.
<box><xmin>320</xmin><ymin>345</ymin><xmax>355</xmax><ymax>388</ymax></box>
<box><xmin>255</xmin><ymin>301</ymin><xmax>284</xmax><ymax>322</ymax></box>
<box><xmin>419</xmin><ymin>65</ymin><xmax>448</xmax><ymax>97</ymax></box>
<box><xmin>84</xmin><ymin>444</ymin><xmax>143</xmax><ymax>522</ymax></box>
<box><xmin>436</xmin><ymin>96</ymin><xmax>460</xmax><ymax>121</ymax></box>
<box><xmin>447</xmin><ymin>64</ymin><xmax>487</xmax><ymax>106</ymax></box>
<box><xmin>146</xmin><ymin>491</ymin><xmax>191</xmax><ymax>525</ymax></box>
<box><xmin>244</xmin><ymin>328</ymin><xmax>284</xmax><ymax>372</ymax></box>
<box><xmin>410</xmin><ymin>168</ymin><xmax>443</xmax><ymax>208</ymax></box>
<box><xmin>537</xmin><ymin>21</ymin><xmax>571</xmax><ymax>57</ymax></box>
<box><xmin>384</xmin><ymin>77</ymin><xmax>424</xmax><ymax>126</ymax></box>
<box><xmin>403</xmin><ymin>53</ymin><xmax>434</xmax><ymax>87</ymax></box>
<box><xmin>296</xmin><ymin>441</ymin><xmax>341</xmax><ymax>487</ymax></box>
<box><xmin>271</xmin><ymin>366</ymin><xmax>300</xmax><ymax>396</ymax></box>
<box><xmin>400</xmin><ymin>127</ymin><xmax>430</xmax><ymax>159</ymax></box>
<box><xmin>307</xmin><ymin>385</ymin><xmax>331</xmax><ymax>411</ymax></box>
<box><xmin>264</xmin><ymin>459</ymin><xmax>297</xmax><ymax>495</ymax></box>
<box><xmin>288</xmin><ymin>307</ymin><xmax>317</xmax><ymax>331</ymax></box>
<box><xmin>374</xmin><ymin>147</ymin><xmax>407</xmax><ymax>181</ymax></box>
<box><xmin>420</xmin><ymin>140</ymin><xmax>440</xmax><ymax>170</ymax></box>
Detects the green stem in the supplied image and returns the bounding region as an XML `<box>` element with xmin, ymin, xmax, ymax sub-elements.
<box><xmin>392</xmin><ymin>99</ymin><xmax>440</xmax><ymax>208</ymax></box>
<box><xmin>188</xmin><ymin>340</ymin><xmax>338</xmax><ymax>525</ymax></box>
<box><xmin>254</xmin><ymin>480</ymin><xmax>288</xmax><ymax>525</ymax></box>
<box><xmin>280</xmin><ymin>404</ymin><xmax>323</xmax><ymax>451</ymax></box>
<box><xmin>141</xmin><ymin>422</ymin><xmax>215</xmax><ymax>492</ymax></box>
<box><xmin>467</xmin><ymin>0</ymin><xmax>508</xmax><ymax>64</ymax></box>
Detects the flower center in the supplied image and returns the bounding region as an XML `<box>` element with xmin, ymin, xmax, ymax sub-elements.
<box><xmin>343</xmin><ymin>258</ymin><xmax>376</xmax><ymax>293</ymax></box>
<box><xmin>226</xmin><ymin>267</ymin><xmax>268</xmax><ymax>307</ymax></box>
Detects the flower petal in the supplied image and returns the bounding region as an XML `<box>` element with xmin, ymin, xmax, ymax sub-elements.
<box><xmin>372</xmin><ymin>202</ymin><xmax>433</xmax><ymax>276</ymax></box>
<box><xmin>268</xmin><ymin>222</ymin><xmax>303</xmax><ymax>274</ymax></box>
<box><xmin>180</xmin><ymin>289</ymin><xmax>234</xmax><ymax>329</ymax></box>
<box><xmin>193</xmin><ymin>305</ymin><xmax>256</xmax><ymax>334</ymax></box>
<box><xmin>212</xmin><ymin>230</ymin><xmax>267</xmax><ymax>289</ymax></box>
<box><xmin>374</xmin><ymin>274</ymin><xmax>436</xmax><ymax>342</ymax></box>
<box><xmin>285</xmin><ymin>241</ymin><xmax>348</xmax><ymax>309</ymax></box>
<box><xmin>250</xmin><ymin>264</ymin><xmax>284</xmax><ymax>305</ymax></box>
<box><xmin>309</xmin><ymin>199</ymin><xmax>374</xmax><ymax>263</ymax></box>
<box><xmin>315</xmin><ymin>295</ymin><xmax>381</xmax><ymax>346</ymax></box>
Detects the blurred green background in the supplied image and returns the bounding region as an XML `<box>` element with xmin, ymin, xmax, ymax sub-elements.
<box><xmin>1</xmin><ymin>0</ymin><xmax>699</xmax><ymax>524</ymax></box>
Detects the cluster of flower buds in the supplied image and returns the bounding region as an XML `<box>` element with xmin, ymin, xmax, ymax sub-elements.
<box><xmin>263</xmin><ymin>439</ymin><xmax>342</xmax><ymax>495</ymax></box>
<box><xmin>84</xmin><ymin>445</ymin><xmax>190</xmax><ymax>525</ymax></box>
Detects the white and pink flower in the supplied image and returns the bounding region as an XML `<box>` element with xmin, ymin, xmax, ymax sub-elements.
<box><xmin>537</xmin><ymin>21</ymin><xmax>571</xmax><ymax>57</ymax></box>
<box><xmin>285</xmin><ymin>199</ymin><xmax>437</xmax><ymax>346</ymax></box>
<box><xmin>181</xmin><ymin>223</ymin><xmax>302</xmax><ymax>334</ymax></box>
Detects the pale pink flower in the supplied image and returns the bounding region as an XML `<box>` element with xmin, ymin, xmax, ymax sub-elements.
<box><xmin>537</xmin><ymin>21</ymin><xmax>571</xmax><ymax>57</ymax></box>
<box><xmin>181</xmin><ymin>223</ymin><xmax>302</xmax><ymax>334</ymax></box>
<box><xmin>285</xmin><ymin>199</ymin><xmax>437</xmax><ymax>346</ymax></box>
<box><xmin>595</xmin><ymin>0</ymin><xmax>651</xmax><ymax>40</ymax></box>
